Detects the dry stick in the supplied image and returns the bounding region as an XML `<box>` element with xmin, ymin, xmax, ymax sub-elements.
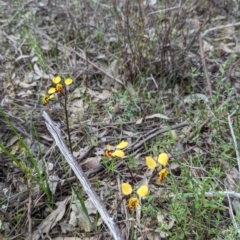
<box><xmin>148</xmin><ymin>3</ymin><xmax>181</xmax><ymax>15</ymax></box>
<box><xmin>128</xmin><ymin>121</ymin><xmax>189</xmax><ymax>153</ymax></box>
<box><xmin>201</xmin><ymin>22</ymin><xmax>240</xmax><ymax>38</ymax></box>
<box><xmin>169</xmin><ymin>191</ymin><xmax>240</xmax><ymax>200</ymax></box>
<box><xmin>205</xmin><ymin>191</ymin><xmax>240</xmax><ymax>199</ymax></box>
<box><xmin>226</xmin><ymin>111</ymin><xmax>240</xmax><ymax>235</ymax></box>
<box><xmin>42</xmin><ymin>111</ymin><xmax>124</xmax><ymax>240</ymax></box>
<box><xmin>226</xmin><ymin>192</ymin><xmax>240</xmax><ymax>235</ymax></box>
<box><xmin>27</xmin><ymin>190</ymin><xmax>32</xmax><ymax>240</ymax></box>
<box><xmin>183</xmin><ymin>118</ymin><xmax>210</xmax><ymax>142</ymax></box>
<box><xmin>228</xmin><ymin>111</ymin><xmax>240</xmax><ymax>172</ymax></box>
<box><xmin>199</xmin><ymin>33</ymin><xmax>212</xmax><ymax>99</ymax></box>
<box><xmin>193</xmin><ymin>16</ymin><xmax>212</xmax><ymax>98</ymax></box>
<box><xmin>34</xmin><ymin>29</ymin><xmax>124</xmax><ymax>86</ymax></box>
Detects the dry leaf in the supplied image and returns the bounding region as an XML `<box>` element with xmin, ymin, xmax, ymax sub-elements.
<box><xmin>80</xmin><ymin>156</ymin><xmax>101</xmax><ymax>171</ymax></box>
<box><xmin>38</xmin><ymin>0</ymin><xmax>48</xmax><ymax>7</ymax></box>
<box><xmin>53</xmin><ymin>238</ymin><xmax>82</xmax><ymax>240</ymax></box>
<box><xmin>225</xmin><ymin>167</ymin><xmax>240</xmax><ymax>192</ymax></box>
<box><xmin>192</xmin><ymin>146</ymin><xmax>203</xmax><ymax>154</ymax></box>
<box><xmin>122</xmin><ymin>130</ymin><xmax>135</xmax><ymax>137</ymax></box>
<box><xmin>17</xmin><ymin>90</ymin><xmax>33</xmax><ymax>97</ymax></box>
<box><xmin>48</xmin><ymin>175</ymin><xmax>60</xmax><ymax>195</ymax></box>
<box><xmin>24</xmin><ymin>72</ymin><xmax>41</xmax><ymax>82</ymax></box>
<box><xmin>146</xmin><ymin>231</ymin><xmax>162</xmax><ymax>240</ymax></box>
<box><xmin>219</xmin><ymin>42</ymin><xmax>235</xmax><ymax>53</ymax></box>
<box><xmin>71</xmin><ymin>99</ymin><xmax>84</xmax><ymax>110</ymax></box>
<box><xmin>69</xmin><ymin>199</ymin><xmax>92</xmax><ymax>232</ymax></box>
<box><xmin>98</xmin><ymin>59</ymin><xmax>121</xmax><ymax>89</ymax></box>
<box><xmin>126</xmin><ymin>82</ymin><xmax>137</xmax><ymax>96</ymax></box>
<box><xmin>15</xmin><ymin>54</ymin><xmax>30</xmax><ymax>62</ymax></box>
<box><xmin>33</xmin><ymin>63</ymin><xmax>43</xmax><ymax>78</ymax></box>
<box><xmin>169</xmin><ymin>162</ymin><xmax>180</xmax><ymax>172</ymax></box>
<box><xmin>6</xmin><ymin>136</ymin><xmax>18</xmax><ymax>147</ymax></box>
<box><xmin>155</xmin><ymin>213</ymin><xmax>175</xmax><ymax>238</ymax></box>
<box><xmin>136</xmin><ymin>118</ymin><xmax>143</xmax><ymax>125</ymax></box>
<box><xmin>33</xmin><ymin>63</ymin><xmax>50</xmax><ymax>78</ymax></box>
<box><xmin>15</xmin><ymin>80</ymin><xmax>37</xmax><ymax>88</ymax></box>
<box><xmin>203</xmin><ymin>40</ymin><xmax>213</xmax><ymax>52</ymax></box>
<box><xmin>183</xmin><ymin>93</ymin><xmax>209</xmax><ymax>103</ymax></box>
<box><xmin>136</xmin><ymin>113</ymin><xmax>170</xmax><ymax>124</ymax></box>
<box><xmin>146</xmin><ymin>113</ymin><xmax>170</xmax><ymax>120</ymax></box>
<box><xmin>84</xmin><ymin>198</ymin><xmax>97</xmax><ymax>215</ymax></box>
<box><xmin>87</xmin><ymin>88</ymin><xmax>111</xmax><ymax>101</ymax></box>
<box><xmin>72</xmin><ymin>87</ymin><xmax>83</xmax><ymax>99</ymax></box>
<box><xmin>32</xmin><ymin>197</ymin><xmax>71</xmax><ymax>240</ymax></box>
<box><xmin>232</xmin><ymin>199</ymin><xmax>240</xmax><ymax>217</ymax></box>
<box><xmin>146</xmin><ymin>0</ymin><xmax>157</xmax><ymax>6</ymax></box>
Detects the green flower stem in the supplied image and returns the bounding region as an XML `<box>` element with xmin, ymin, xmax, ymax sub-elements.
<box><xmin>61</xmin><ymin>85</ymin><xmax>73</xmax><ymax>153</ymax></box>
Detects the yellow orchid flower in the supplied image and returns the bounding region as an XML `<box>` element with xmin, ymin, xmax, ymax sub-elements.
<box><xmin>158</xmin><ymin>169</ymin><xmax>168</xmax><ymax>183</ymax></box>
<box><xmin>55</xmin><ymin>83</ymin><xmax>63</xmax><ymax>93</ymax></box>
<box><xmin>48</xmin><ymin>87</ymin><xmax>56</xmax><ymax>94</ymax></box>
<box><xmin>158</xmin><ymin>153</ymin><xmax>169</xmax><ymax>166</ymax></box>
<box><xmin>104</xmin><ymin>149</ymin><xmax>112</xmax><ymax>158</ymax></box>
<box><xmin>112</xmin><ymin>149</ymin><xmax>125</xmax><ymax>158</ymax></box>
<box><xmin>137</xmin><ymin>185</ymin><xmax>149</xmax><ymax>197</ymax></box>
<box><xmin>104</xmin><ymin>140</ymin><xmax>128</xmax><ymax>158</ymax></box>
<box><xmin>52</xmin><ymin>76</ymin><xmax>61</xmax><ymax>84</ymax></box>
<box><xmin>146</xmin><ymin>153</ymin><xmax>169</xmax><ymax>169</ymax></box>
<box><xmin>42</xmin><ymin>93</ymin><xmax>54</xmax><ymax>105</ymax></box>
<box><xmin>121</xmin><ymin>183</ymin><xmax>133</xmax><ymax>195</ymax></box>
<box><xmin>42</xmin><ymin>94</ymin><xmax>49</xmax><ymax>104</ymax></box>
<box><xmin>116</xmin><ymin>140</ymin><xmax>128</xmax><ymax>149</ymax></box>
<box><xmin>146</xmin><ymin>156</ymin><xmax>157</xmax><ymax>169</ymax></box>
<box><xmin>65</xmin><ymin>78</ymin><xmax>73</xmax><ymax>85</ymax></box>
<box><xmin>48</xmin><ymin>76</ymin><xmax>73</xmax><ymax>95</ymax></box>
<box><xmin>128</xmin><ymin>197</ymin><xmax>139</xmax><ymax>211</ymax></box>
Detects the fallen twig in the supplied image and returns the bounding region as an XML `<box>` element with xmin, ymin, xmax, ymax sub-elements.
<box><xmin>169</xmin><ymin>190</ymin><xmax>240</xmax><ymax>199</ymax></box>
<box><xmin>226</xmin><ymin>192</ymin><xmax>240</xmax><ymax>235</ymax></box>
<box><xmin>42</xmin><ymin>111</ymin><xmax>124</xmax><ymax>240</ymax></box>
<box><xmin>228</xmin><ymin>111</ymin><xmax>240</xmax><ymax>235</ymax></box>
<box><xmin>148</xmin><ymin>3</ymin><xmax>181</xmax><ymax>15</ymax></box>
<box><xmin>201</xmin><ymin>22</ymin><xmax>240</xmax><ymax>38</ymax></box>
<box><xmin>199</xmin><ymin>33</ymin><xmax>212</xmax><ymax>98</ymax></box>
<box><xmin>128</xmin><ymin>121</ymin><xmax>189</xmax><ymax>152</ymax></box>
<box><xmin>228</xmin><ymin>111</ymin><xmax>240</xmax><ymax>172</ymax></box>
<box><xmin>27</xmin><ymin>190</ymin><xmax>32</xmax><ymax>240</ymax></box>
<box><xmin>195</xmin><ymin>16</ymin><xmax>213</xmax><ymax>99</ymax></box>
<box><xmin>205</xmin><ymin>191</ymin><xmax>240</xmax><ymax>199</ymax></box>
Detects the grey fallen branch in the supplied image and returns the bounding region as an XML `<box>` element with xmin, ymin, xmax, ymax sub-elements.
<box><xmin>228</xmin><ymin>111</ymin><xmax>240</xmax><ymax>172</ymax></box>
<box><xmin>204</xmin><ymin>191</ymin><xmax>240</xmax><ymax>199</ymax></box>
<box><xmin>42</xmin><ymin>111</ymin><xmax>124</xmax><ymax>240</ymax></box>
<box><xmin>169</xmin><ymin>191</ymin><xmax>240</xmax><ymax>199</ymax></box>
<box><xmin>128</xmin><ymin>121</ymin><xmax>189</xmax><ymax>153</ymax></box>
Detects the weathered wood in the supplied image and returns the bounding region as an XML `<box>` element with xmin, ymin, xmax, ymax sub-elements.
<box><xmin>43</xmin><ymin>111</ymin><xmax>124</xmax><ymax>240</ymax></box>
